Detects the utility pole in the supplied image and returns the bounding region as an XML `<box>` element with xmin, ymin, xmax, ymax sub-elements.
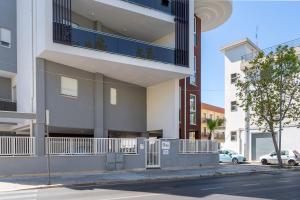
<box><xmin>46</xmin><ymin>110</ymin><xmax>51</xmax><ymax>185</ymax></box>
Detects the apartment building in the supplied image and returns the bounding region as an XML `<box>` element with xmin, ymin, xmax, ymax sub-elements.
<box><xmin>0</xmin><ymin>0</ymin><xmax>232</xmax><ymax>175</ymax></box>
<box><xmin>221</xmin><ymin>38</ymin><xmax>300</xmax><ymax>161</ymax></box>
<box><xmin>201</xmin><ymin>103</ymin><xmax>225</xmax><ymax>142</ymax></box>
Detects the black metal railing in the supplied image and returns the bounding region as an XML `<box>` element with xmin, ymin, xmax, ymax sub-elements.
<box><xmin>0</xmin><ymin>100</ymin><xmax>16</xmax><ymax>112</ymax></box>
<box><xmin>122</xmin><ymin>0</ymin><xmax>174</xmax><ymax>15</ymax></box>
<box><xmin>54</xmin><ymin>23</ymin><xmax>176</xmax><ymax>65</ymax></box>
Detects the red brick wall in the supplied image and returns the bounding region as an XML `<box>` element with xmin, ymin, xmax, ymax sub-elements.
<box><xmin>179</xmin><ymin>16</ymin><xmax>201</xmax><ymax>139</ymax></box>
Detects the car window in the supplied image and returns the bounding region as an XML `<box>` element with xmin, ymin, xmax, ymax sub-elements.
<box><xmin>293</xmin><ymin>150</ymin><xmax>299</xmax><ymax>155</ymax></box>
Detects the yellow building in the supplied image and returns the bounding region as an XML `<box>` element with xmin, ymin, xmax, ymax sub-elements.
<box><xmin>201</xmin><ymin>103</ymin><xmax>225</xmax><ymax>142</ymax></box>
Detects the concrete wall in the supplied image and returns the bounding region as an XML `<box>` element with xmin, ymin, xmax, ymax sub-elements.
<box><xmin>0</xmin><ymin>77</ymin><xmax>11</xmax><ymax>100</ymax></box>
<box><xmin>104</xmin><ymin>77</ymin><xmax>147</xmax><ymax>134</ymax></box>
<box><xmin>39</xmin><ymin>60</ymin><xmax>146</xmax><ymax>136</ymax></box>
<box><xmin>45</xmin><ymin>61</ymin><xmax>95</xmax><ymax>130</ymax></box>
<box><xmin>147</xmin><ymin>79</ymin><xmax>179</xmax><ymax>139</ymax></box>
<box><xmin>17</xmin><ymin>0</ymin><xmax>34</xmax><ymax>113</ymax></box>
<box><xmin>0</xmin><ymin>0</ymin><xmax>17</xmax><ymax>73</ymax></box>
<box><xmin>160</xmin><ymin>139</ymin><xmax>219</xmax><ymax>168</ymax></box>
<box><xmin>0</xmin><ymin>138</ymin><xmax>218</xmax><ymax>176</ymax></box>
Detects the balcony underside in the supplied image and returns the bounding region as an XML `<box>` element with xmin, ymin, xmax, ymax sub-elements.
<box><xmin>72</xmin><ymin>0</ymin><xmax>175</xmax><ymax>42</ymax></box>
<box><xmin>39</xmin><ymin>45</ymin><xmax>191</xmax><ymax>87</ymax></box>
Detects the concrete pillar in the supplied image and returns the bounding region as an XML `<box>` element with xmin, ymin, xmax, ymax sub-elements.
<box><xmin>147</xmin><ymin>79</ymin><xmax>179</xmax><ymax>139</ymax></box>
<box><xmin>35</xmin><ymin>58</ymin><xmax>46</xmax><ymax>156</ymax></box>
<box><xmin>94</xmin><ymin>73</ymin><xmax>104</xmax><ymax>138</ymax></box>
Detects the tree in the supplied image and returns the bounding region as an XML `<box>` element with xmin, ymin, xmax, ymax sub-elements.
<box><xmin>207</xmin><ymin>118</ymin><xmax>224</xmax><ymax>140</ymax></box>
<box><xmin>236</xmin><ymin>45</ymin><xmax>300</xmax><ymax>167</ymax></box>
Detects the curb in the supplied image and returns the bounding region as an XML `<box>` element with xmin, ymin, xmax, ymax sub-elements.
<box><xmin>11</xmin><ymin>169</ymin><xmax>287</xmax><ymax>192</ymax></box>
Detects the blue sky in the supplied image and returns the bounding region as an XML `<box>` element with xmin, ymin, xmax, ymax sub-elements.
<box><xmin>201</xmin><ymin>0</ymin><xmax>300</xmax><ymax>108</ymax></box>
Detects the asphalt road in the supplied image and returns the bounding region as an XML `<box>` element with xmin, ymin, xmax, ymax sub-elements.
<box><xmin>1</xmin><ymin>170</ymin><xmax>300</xmax><ymax>200</ymax></box>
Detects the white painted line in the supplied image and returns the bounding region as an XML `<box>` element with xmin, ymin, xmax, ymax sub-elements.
<box><xmin>201</xmin><ymin>187</ymin><xmax>222</xmax><ymax>191</ymax></box>
<box><xmin>241</xmin><ymin>183</ymin><xmax>261</xmax><ymax>187</ymax></box>
<box><xmin>101</xmin><ymin>193</ymin><xmax>161</xmax><ymax>200</ymax></box>
<box><xmin>0</xmin><ymin>194</ymin><xmax>37</xmax><ymax>200</ymax></box>
<box><xmin>277</xmin><ymin>180</ymin><xmax>290</xmax><ymax>183</ymax></box>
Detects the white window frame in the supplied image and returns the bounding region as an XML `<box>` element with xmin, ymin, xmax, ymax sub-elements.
<box><xmin>230</xmin><ymin>131</ymin><xmax>237</xmax><ymax>141</ymax></box>
<box><xmin>0</xmin><ymin>28</ymin><xmax>11</xmax><ymax>48</ymax></box>
<box><xmin>60</xmin><ymin>76</ymin><xmax>78</xmax><ymax>98</ymax></box>
<box><xmin>110</xmin><ymin>88</ymin><xmax>117</xmax><ymax>105</ymax></box>
<box><xmin>190</xmin><ymin>94</ymin><xmax>197</xmax><ymax>125</ymax></box>
<box><xmin>231</xmin><ymin>101</ymin><xmax>238</xmax><ymax>112</ymax></box>
<box><xmin>194</xmin><ymin>17</ymin><xmax>197</xmax><ymax>46</ymax></box>
<box><xmin>231</xmin><ymin>73</ymin><xmax>238</xmax><ymax>84</ymax></box>
<box><xmin>190</xmin><ymin>56</ymin><xmax>197</xmax><ymax>85</ymax></box>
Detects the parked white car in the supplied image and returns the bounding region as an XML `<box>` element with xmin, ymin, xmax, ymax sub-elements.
<box><xmin>219</xmin><ymin>149</ymin><xmax>246</xmax><ymax>164</ymax></box>
<box><xmin>260</xmin><ymin>150</ymin><xmax>300</xmax><ymax>166</ymax></box>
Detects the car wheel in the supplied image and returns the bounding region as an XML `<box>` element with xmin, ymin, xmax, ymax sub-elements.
<box><xmin>232</xmin><ymin>158</ymin><xmax>239</xmax><ymax>165</ymax></box>
<box><xmin>288</xmin><ymin>160</ymin><xmax>296</xmax><ymax>166</ymax></box>
<box><xmin>261</xmin><ymin>159</ymin><xmax>268</xmax><ymax>165</ymax></box>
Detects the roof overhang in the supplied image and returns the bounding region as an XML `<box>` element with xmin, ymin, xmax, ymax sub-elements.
<box><xmin>195</xmin><ymin>0</ymin><xmax>232</xmax><ymax>32</ymax></box>
<box><xmin>0</xmin><ymin>111</ymin><xmax>36</xmax><ymax>132</ymax></box>
<box><xmin>220</xmin><ymin>38</ymin><xmax>261</xmax><ymax>53</ymax></box>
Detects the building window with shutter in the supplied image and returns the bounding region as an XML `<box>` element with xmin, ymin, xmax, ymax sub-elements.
<box><xmin>0</xmin><ymin>28</ymin><xmax>11</xmax><ymax>48</ymax></box>
<box><xmin>61</xmin><ymin>76</ymin><xmax>78</xmax><ymax>97</ymax></box>
<box><xmin>110</xmin><ymin>88</ymin><xmax>117</xmax><ymax>105</ymax></box>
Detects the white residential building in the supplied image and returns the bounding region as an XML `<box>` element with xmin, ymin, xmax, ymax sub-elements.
<box><xmin>221</xmin><ymin>38</ymin><xmax>300</xmax><ymax>161</ymax></box>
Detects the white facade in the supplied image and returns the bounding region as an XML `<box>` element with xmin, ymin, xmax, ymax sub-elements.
<box><xmin>221</xmin><ymin>38</ymin><xmax>300</xmax><ymax>161</ymax></box>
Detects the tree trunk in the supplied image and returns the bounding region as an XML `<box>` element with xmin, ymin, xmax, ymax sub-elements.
<box><xmin>208</xmin><ymin>131</ymin><xmax>212</xmax><ymax>140</ymax></box>
<box><xmin>271</xmin><ymin>132</ymin><xmax>283</xmax><ymax>168</ymax></box>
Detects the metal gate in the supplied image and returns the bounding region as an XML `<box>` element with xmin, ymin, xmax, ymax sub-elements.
<box><xmin>145</xmin><ymin>139</ymin><xmax>161</xmax><ymax>168</ymax></box>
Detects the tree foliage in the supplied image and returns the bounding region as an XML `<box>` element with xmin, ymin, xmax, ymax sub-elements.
<box><xmin>207</xmin><ymin>118</ymin><xmax>224</xmax><ymax>140</ymax></box>
<box><xmin>236</xmin><ymin>45</ymin><xmax>300</xmax><ymax>167</ymax></box>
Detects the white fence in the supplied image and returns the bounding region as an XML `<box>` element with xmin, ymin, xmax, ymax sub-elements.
<box><xmin>0</xmin><ymin>137</ymin><xmax>36</xmax><ymax>156</ymax></box>
<box><xmin>46</xmin><ymin>137</ymin><xmax>138</xmax><ymax>155</ymax></box>
<box><xmin>179</xmin><ymin>140</ymin><xmax>218</xmax><ymax>154</ymax></box>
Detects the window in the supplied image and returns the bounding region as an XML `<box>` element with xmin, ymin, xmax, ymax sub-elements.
<box><xmin>194</xmin><ymin>17</ymin><xmax>197</xmax><ymax>46</ymax></box>
<box><xmin>0</xmin><ymin>28</ymin><xmax>11</xmax><ymax>48</ymax></box>
<box><xmin>204</xmin><ymin>127</ymin><xmax>207</xmax><ymax>135</ymax></box>
<box><xmin>230</xmin><ymin>131</ymin><xmax>237</xmax><ymax>141</ymax></box>
<box><xmin>231</xmin><ymin>101</ymin><xmax>238</xmax><ymax>112</ymax></box>
<box><xmin>110</xmin><ymin>88</ymin><xmax>117</xmax><ymax>105</ymax></box>
<box><xmin>203</xmin><ymin>113</ymin><xmax>207</xmax><ymax>119</ymax></box>
<box><xmin>61</xmin><ymin>76</ymin><xmax>78</xmax><ymax>97</ymax></box>
<box><xmin>231</xmin><ymin>73</ymin><xmax>238</xmax><ymax>84</ymax></box>
<box><xmin>210</xmin><ymin>114</ymin><xmax>213</xmax><ymax>119</ymax></box>
<box><xmin>190</xmin><ymin>95</ymin><xmax>196</xmax><ymax>125</ymax></box>
<box><xmin>190</xmin><ymin>56</ymin><xmax>197</xmax><ymax>85</ymax></box>
<box><xmin>161</xmin><ymin>0</ymin><xmax>169</xmax><ymax>6</ymax></box>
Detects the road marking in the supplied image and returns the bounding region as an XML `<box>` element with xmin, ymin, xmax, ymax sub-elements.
<box><xmin>0</xmin><ymin>190</ymin><xmax>37</xmax><ymax>200</ymax></box>
<box><xmin>277</xmin><ymin>180</ymin><xmax>290</xmax><ymax>183</ymax></box>
<box><xmin>100</xmin><ymin>193</ymin><xmax>161</xmax><ymax>200</ymax></box>
<box><xmin>201</xmin><ymin>187</ymin><xmax>222</xmax><ymax>191</ymax></box>
<box><xmin>241</xmin><ymin>183</ymin><xmax>261</xmax><ymax>187</ymax></box>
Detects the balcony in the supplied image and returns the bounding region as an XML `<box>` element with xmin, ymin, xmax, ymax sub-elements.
<box><xmin>0</xmin><ymin>100</ymin><xmax>16</xmax><ymax>112</ymax></box>
<box><xmin>122</xmin><ymin>0</ymin><xmax>174</xmax><ymax>15</ymax></box>
<box><xmin>54</xmin><ymin>24</ymin><xmax>176</xmax><ymax>65</ymax></box>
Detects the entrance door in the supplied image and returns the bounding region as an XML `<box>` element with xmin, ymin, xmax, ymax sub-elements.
<box><xmin>145</xmin><ymin>139</ymin><xmax>161</xmax><ymax>168</ymax></box>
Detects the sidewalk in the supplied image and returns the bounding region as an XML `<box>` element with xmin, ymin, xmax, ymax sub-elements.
<box><xmin>0</xmin><ymin>164</ymin><xmax>298</xmax><ymax>192</ymax></box>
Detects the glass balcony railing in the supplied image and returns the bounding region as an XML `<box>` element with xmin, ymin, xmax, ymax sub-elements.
<box><xmin>122</xmin><ymin>0</ymin><xmax>174</xmax><ymax>15</ymax></box>
<box><xmin>66</xmin><ymin>25</ymin><xmax>176</xmax><ymax>65</ymax></box>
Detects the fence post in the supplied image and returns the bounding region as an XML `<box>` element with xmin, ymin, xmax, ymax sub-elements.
<box><xmin>70</xmin><ymin>138</ymin><xmax>74</xmax><ymax>155</ymax></box>
<box><xmin>93</xmin><ymin>138</ymin><xmax>97</xmax><ymax>155</ymax></box>
<box><xmin>207</xmin><ymin>140</ymin><xmax>209</xmax><ymax>152</ymax></box>
<box><xmin>12</xmin><ymin>137</ymin><xmax>15</xmax><ymax>156</ymax></box>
